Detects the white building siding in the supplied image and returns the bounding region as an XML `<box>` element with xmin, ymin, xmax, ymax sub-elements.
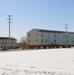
<box><xmin>0</xmin><ymin>37</ymin><xmax>17</xmax><ymax>49</ymax></box>
<box><xmin>27</xmin><ymin>29</ymin><xmax>74</xmax><ymax>46</ymax></box>
<box><xmin>39</xmin><ymin>32</ymin><xmax>49</xmax><ymax>45</ymax></box>
<box><xmin>27</xmin><ymin>29</ymin><xmax>41</xmax><ymax>45</ymax></box>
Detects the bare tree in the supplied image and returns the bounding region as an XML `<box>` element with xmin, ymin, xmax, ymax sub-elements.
<box><xmin>18</xmin><ymin>36</ymin><xmax>27</xmax><ymax>49</ymax></box>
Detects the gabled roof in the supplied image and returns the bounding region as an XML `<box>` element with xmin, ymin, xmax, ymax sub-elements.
<box><xmin>33</xmin><ymin>28</ymin><xmax>74</xmax><ymax>34</ymax></box>
<box><xmin>0</xmin><ymin>37</ymin><xmax>16</xmax><ymax>40</ymax></box>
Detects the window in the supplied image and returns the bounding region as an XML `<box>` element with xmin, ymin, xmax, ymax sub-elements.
<box><xmin>54</xmin><ymin>40</ymin><xmax>56</xmax><ymax>43</ymax></box>
<box><xmin>28</xmin><ymin>34</ymin><xmax>30</xmax><ymax>37</ymax></box>
<box><xmin>41</xmin><ymin>34</ymin><xmax>43</xmax><ymax>37</ymax></box>
<box><xmin>54</xmin><ymin>34</ymin><xmax>56</xmax><ymax>38</ymax></box>
<box><xmin>67</xmin><ymin>35</ymin><xmax>68</xmax><ymax>38</ymax></box>
<box><xmin>28</xmin><ymin>40</ymin><xmax>30</xmax><ymax>42</ymax></box>
<box><xmin>1</xmin><ymin>46</ymin><xmax>3</xmax><ymax>48</ymax></box>
<box><xmin>73</xmin><ymin>40</ymin><xmax>74</xmax><ymax>44</ymax></box>
<box><xmin>45</xmin><ymin>39</ymin><xmax>47</xmax><ymax>42</ymax></box>
<box><xmin>36</xmin><ymin>40</ymin><xmax>38</xmax><ymax>42</ymax></box>
<box><xmin>63</xmin><ymin>35</ymin><xmax>65</xmax><ymax>38</ymax></box>
<box><xmin>41</xmin><ymin>39</ymin><xmax>43</xmax><ymax>43</ymax></box>
<box><xmin>36</xmin><ymin>33</ymin><xmax>38</xmax><ymax>36</ymax></box>
<box><xmin>67</xmin><ymin>40</ymin><xmax>68</xmax><ymax>44</ymax></box>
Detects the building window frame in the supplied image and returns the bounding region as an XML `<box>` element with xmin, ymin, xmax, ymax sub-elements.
<box><xmin>36</xmin><ymin>40</ymin><xmax>38</xmax><ymax>42</ymax></box>
<box><xmin>41</xmin><ymin>33</ymin><xmax>43</xmax><ymax>37</ymax></box>
<box><xmin>54</xmin><ymin>34</ymin><xmax>56</xmax><ymax>38</ymax></box>
<box><xmin>28</xmin><ymin>40</ymin><xmax>30</xmax><ymax>42</ymax></box>
<box><xmin>41</xmin><ymin>39</ymin><xmax>43</xmax><ymax>43</ymax></box>
<box><xmin>28</xmin><ymin>34</ymin><xmax>30</xmax><ymax>37</ymax></box>
<box><xmin>54</xmin><ymin>39</ymin><xmax>56</xmax><ymax>44</ymax></box>
<box><xmin>36</xmin><ymin>33</ymin><xmax>38</xmax><ymax>36</ymax></box>
<box><xmin>63</xmin><ymin>35</ymin><xmax>65</xmax><ymax>38</ymax></box>
<box><xmin>45</xmin><ymin>39</ymin><xmax>47</xmax><ymax>42</ymax></box>
<box><xmin>67</xmin><ymin>40</ymin><xmax>68</xmax><ymax>44</ymax></box>
<box><xmin>67</xmin><ymin>35</ymin><xmax>68</xmax><ymax>38</ymax></box>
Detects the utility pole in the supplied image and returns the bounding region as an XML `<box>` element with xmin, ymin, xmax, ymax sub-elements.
<box><xmin>7</xmin><ymin>15</ymin><xmax>12</xmax><ymax>50</ymax></box>
<box><xmin>65</xmin><ymin>24</ymin><xmax>68</xmax><ymax>48</ymax></box>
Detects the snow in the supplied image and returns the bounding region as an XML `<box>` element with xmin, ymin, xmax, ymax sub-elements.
<box><xmin>0</xmin><ymin>48</ymin><xmax>74</xmax><ymax>75</ymax></box>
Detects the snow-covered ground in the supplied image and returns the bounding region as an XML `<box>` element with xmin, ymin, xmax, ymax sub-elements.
<box><xmin>0</xmin><ymin>48</ymin><xmax>74</xmax><ymax>75</ymax></box>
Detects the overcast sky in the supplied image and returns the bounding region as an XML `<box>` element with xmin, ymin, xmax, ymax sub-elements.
<box><xmin>0</xmin><ymin>0</ymin><xmax>74</xmax><ymax>41</ymax></box>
